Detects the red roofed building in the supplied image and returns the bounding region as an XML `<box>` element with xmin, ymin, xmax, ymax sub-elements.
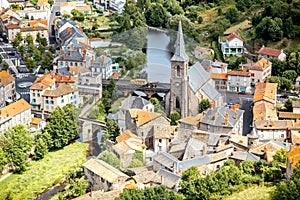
<box><xmin>221</xmin><ymin>33</ymin><xmax>245</xmax><ymax>57</ymax></box>
<box><xmin>258</xmin><ymin>45</ymin><xmax>286</xmax><ymax>61</ymax></box>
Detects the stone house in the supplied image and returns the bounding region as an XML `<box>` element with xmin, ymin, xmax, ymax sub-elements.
<box><xmin>246</xmin><ymin>58</ymin><xmax>272</xmax><ymax>84</ymax></box>
<box><xmin>198</xmin><ymin>106</ymin><xmax>244</xmax><ymax>135</ymax></box>
<box><xmin>150</xmin><ymin>169</ymin><xmax>181</xmax><ymax>191</ymax></box>
<box><xmin>227</xmin><ymin>70</ymin><xmax>251</xmax><ymax>93</ymax></box>
<box><xmin>210</xmin><ymin>73</ymin><xmax>228</xmax><ymax>91</ymax></box>
<box><xmin>229</xmin><ymin>151</ymin><xmax>260</xmax><ymax>165</ymax></box>
<box><xmin>83</xmin><ymin>158</ymin><xmax>130</xmax><ymax>191</ymax></box>
<box><xmin>76</xmin><ymin>72</ymin><xmax>102</xmax><ymax>96</ymax></box>
<box><xmin>91</xmin><ymin>55</ymin><xmax>113</xmax><ymax>79</ymax></box>
<box><xmin>292</xmin><ymin>101</ymin><xmax>300</xmax><ymax>114</ymax></box>
<box><xmin>153</xmin><ymin>124</ymin><xmax>175</xmax><ymax>153</ymax></box>
<box><xmin>127</xmin><ymin>108</ymin><xmax>170</xmax><ymax>149</ymax></box>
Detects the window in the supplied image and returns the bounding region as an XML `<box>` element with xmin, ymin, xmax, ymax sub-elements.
<box><xmin>45</xmin><ymin>100</ymin><xmax>49</xmax><ymax>104</ymax></box>
<box><xmin>176</xmin><ymin>97</ymin><xmax>180</xmax><ymax>109</ymax></box>
<box><xmin>61</xmin><ymin>99</ymin><xmax>64</xmax><ymax>103</ymax></box>
<box><xmin>37</xmin><ymin>93</ymin><xmax>40</xmax><ymax>97</ymax></box>
<box><xmin>281</xmin><ymin>134</ymin><xmax>285</xmax><ymax>138</ymax></box>
<box><xmin>176</xmin><ymin>65</ymin><xmax>180</xmax><ymax>77</ymax></box>
<box><xmin>159</xmin><ymin>139</ymin><xmax>162</xmax><ymax>143</ymax></box>
<box><xmin>51</xmin><ymin>106</ymin><xmax>54</xmax><ymax>110</ymax></box>
<box><xmin>46</xmin><ymin>106</ymin><xmax>49</xmax><ymax>110</ymax></box>
<box><xmin>33</xmin><ymin>93</ymin><xmax>35</xmax><ymax>97</ymax></box>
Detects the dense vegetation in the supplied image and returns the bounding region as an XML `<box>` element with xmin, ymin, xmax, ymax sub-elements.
<box><xmin>0</xmin><ymin>142</ymin><xmax>87</xmax><ymax>200</ymax></box>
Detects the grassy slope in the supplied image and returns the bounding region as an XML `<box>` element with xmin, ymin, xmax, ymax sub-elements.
<box><xmin>0</xmin><ymin>142</ymin><xmax>88</xmax><ymax>200</ymax></box>
<box><xmin>225</xmin><ymin>185</ymin><xmax>275</xmax><ymax>200</ymax></box>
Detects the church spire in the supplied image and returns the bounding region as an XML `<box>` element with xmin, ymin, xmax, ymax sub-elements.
<box><xmin>171</xmin><ymin>21</ymin><xmax>189</xmax><ymax>62</ymax></box>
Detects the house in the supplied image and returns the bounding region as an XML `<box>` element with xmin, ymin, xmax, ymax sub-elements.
<box><xmin>210</xmin><ymin>73</ymin><xmax>227</xmax><ymax>91</ymax></box>
<box><xmin>253</xmin><ymin>102</ymin><xmax>278</xmax><ymax>121</ymax></box>
<box><xmin>117</xmin><ymin>96</ymin><xmax>154</xmax><ymax>132</ymax></box>
<box><xmin>30</xmin><ymin>117</ymin><xmax>46</xmax><ymax>132</ymax></box>
<box><xmin>201</xmin><ymin>60</ymin><xmax>228</xmax><ymax>74</ymax></box>
<box><xmin>258</xmin><ymin>45</ymin><xmax>286</xmax><ymax>61</ymax></box>
<box><xmin>30</xmin><ymin>73</ymin><xmax>78</xmax><ymax>112</ymax></box>
<box><xmin>227</xmin><ymin>70</ymin><xmax>251</xmax><ymax>92</ymax></box>
<box><xmin>16</xmin><ymin>0</ymin><xmax>51</xmax><ymax>20</ymax></box>
<box><xmin>153</xmin><ymin>125</ymin><xmax>175</xmax><ymax>153</ymax></box>
<box><xmin>286</xmin><ymin>145</ymin><xmax>300</xmax><ymax>179</ymax></box>
<box><xmin>112</xmin><ymin>130</ymin><xmax>146</xmax><ymax>168</ymax></box>
<box><xmin>60</xmin><ymin>1</ymin><xmax>91</xmax><ymax>15</ymax></box>
<box><xmin>229</xmin><ymin>151</ymin><xmax>260</xmax><ymax>165</ymax></box>
<box><xmin>278</xmin><ymin>112</ymin><xmax>300</xmax><ymax>120</ymax></box>
<box><xmin>91</xmin><ymin>55</ymin><xmax>113</xmax><ymax>79</ymax></box>
<box><xmin>252</xmin><ymin>120</ymin><xmax>293</xmax><ymax>141</ymax></box>
<box><xmin>76</xmin><ymin>72</ymin><xmax>102</xmax><ymax>96</ymax></box>
<box><xmin>96</xmin><ymin>0</ymin><xmax>126</xmax><ymax>14</ymax></box>
<box><xmin>83</xmin><ymin>158</ymin><xmax>130</xmax><ymax>191</ymax></box>
<box><xmin>221</xmin><ymin>33</ymin><xmax>245</xmax><ymax>57</ymax></box>
<box><xmin>194</xmin><ymin>46</ymin><xmax>213</xmax><ymax>60</ymax></box>
<box><xmin>176</xmin><ymin>115</ymin><xmax>201</xmax><ymax>141</ymax></box>
<box><xmin>0</xmin><ymin>70</ymin><xmax>16</xmax><ymax>105</ymax></box>
<box><xmin>292</xmin><ymin>101</ymin><xmax>300</xmax><ymax>114</ymax></box>
<box><xmin>290</xmin><ymin>130</ymin><xmax>300</xmax><ymax>145</ymax></box>
<box><xmin>229</xmin><ymin>135</ymin><xmax>249</xmax><ymax>151</ymax></box>
<box><xmin>253</xmin><ymin>82</ymin><xmax>277</xmax><ymax>106</ymax></box>
<box><xmin>0</xmin><ymin>8</ymin><xmax>21</xmax><ymax>41</ymax></box>
<box><xmin>127</xmin><ymin>108</ymin><xmax>170</xmax><ymax>149</ymax></box>
<box><xmin>249</xmin><ymin>140</ymin><xmax>290</xmax><ymax>161</ymax></box>
<box><xmin>150</xmin><ymin>169</ymin><xmax>181</xmax><ymax>191</ymax></box>
<box><xmin>198</xmin><ymin>106</ymin><xmax>244</xmax><ymax>135</ymax></box>
<box><xmin>182</xmin><ymin>137</ymin><xmax>207</xmax><ymax>160</ymax></box>
<box><xmin>246</xmin><ymin>58</ymin><xmax>272</xmax><ymax>84</ymax></box>
<box><xmin>0</xmin><ymin>99</ymin><xmax>31</xmax><ymax>134</ymax></box>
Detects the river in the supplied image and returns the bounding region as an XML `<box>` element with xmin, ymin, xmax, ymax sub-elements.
<box><xmin>145</xmin><ymin>30</ymin><xmax>171</xmax><ymax>83</ymax></box>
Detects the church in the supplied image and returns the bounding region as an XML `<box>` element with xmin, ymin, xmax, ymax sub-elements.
<box><xmin>165</xmin><ymin>22</ymin><xmax>223</xmax><ymax>118</ymax></box>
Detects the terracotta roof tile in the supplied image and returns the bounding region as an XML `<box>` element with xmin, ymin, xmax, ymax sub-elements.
<box><xmin>29</xmin><ymin>19</ymin><xmax>48</xmax><ymax>27</ymax></box>
<box><xmin>253</xmin><ymin>102</ymin><xmax>278</xmax><ymax>121</ymax></box>
<box><xmin>228</xmin><ymin>70</ymin><xmax>251</xmax><ymax>76</ymax></box>
<box><xmin>278</xmin><ymin>112</ymin><xmax>300</xmax><ymax>119</ymax></box>
<box><xmin>287</xmin><ymin>145</ymin><xmax>300</xmax><ymax>168</ymax></box>
<box><xmin>248</xmin><ymin>58</ymin><xmax>272</xmax><ymax>71</ymax></box>
<box><xmin>0</xmin><ymin>71</ymin><xmax>15</xmax><ymax>87</ymax></box>
<box><xmin>179</xmin><ymin>116</ymin><xmax>200</xmax><ymax>126</ymax></box>
<box><xmin>258</xmin><ymin>46</ymin><xmax>282</xmax><ymax>57</ymax></box>
<box><xmin>42</xmin><ymin>84</ymin><xmax>77</xmax><ymax>97</ymax></box>
<box><xmin>6</xmin><ymin>23</ymin><xmax>20</xmax><ymax>29</ymax></box>
<box><xmin>210</xmin><ymin>73</ymin><xmax>228</xmax><ymax>80</ymax></box>
<box><xmin>31</xmin><ymin>117</ymin><xmax>42</xmax><ymax>125</ymax></box>
<box><xmin>116</xmin><ymin>130</ymin><xmax>141</xmax><ymax>143</ymax></box>
<box><xmin>129</xmin><ymin>109</ymin><xmax>162</xmax><ymax>126</ymax></box>
<box><xmin>253</xmin><ymin>82</ymin><xmax>277</xmax><ymax>104</ymax></box>
<box><xmin>0</xmin><ymin>99</ymin><xmax>31</xmax><ymax>117</ymax></box>
<box><xmin>254</xmin><ymin>120</ymin><xmax>293</xmax><ymax>129</ymax></box>
<box><xmin>226</xmin><ymin>33</ymin><xmax>244</xmax><ymax>42</ymax></box>
<box><xmin>291</xmin><ymin>130</ymin><xmax>300</xmax><ymax>145</ymax></box>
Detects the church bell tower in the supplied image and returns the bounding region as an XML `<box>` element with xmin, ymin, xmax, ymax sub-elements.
<box><xmin>169</xmin><ymin>21</ymin><xmax>189</xmax><ymax>118</ymax></box>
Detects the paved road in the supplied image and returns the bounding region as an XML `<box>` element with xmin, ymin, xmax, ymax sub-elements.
<box><xmin>15</xmin><ymin>75</ymin><xmax>37</xmax><ymax>103</ymax></box>
<box><xmin>220</xmin><ymin>91</ymin><xmax>254</xmax><ymax>136</ymax></box>
<box><xmin>49</xmin><ymin>0</ymin><xmax>67</xmax><ymax>43</ymax></box>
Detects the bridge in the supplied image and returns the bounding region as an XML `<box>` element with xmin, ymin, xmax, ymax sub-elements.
<box><xmin>148</xmin><ymin>26</ymin><xmax>168</xmax><ymax>33</ymax></box>
<box><xmin>102</xmin><ymin>79</ymin><xmax>170</xmax><ymax>98</ymax></box>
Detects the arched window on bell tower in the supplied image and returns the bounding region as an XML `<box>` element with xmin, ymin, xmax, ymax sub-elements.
<box><xmin>176</xmin><ymin>65</ymin><xmax>180</xmax><ymax>77</ymax></box>
<box><xmin>176</xmin><ymin>96</ymin><xmax>180</xmax><ymax>109</ymax></box>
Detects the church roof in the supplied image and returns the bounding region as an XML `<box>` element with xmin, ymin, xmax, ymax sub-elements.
<box><xmin>189</xmin><ymin>62</ymin><xmax>210</xmax><ymax>93</ymax></box>
<box><xmin>171</xmin><ymin>21</ymin><xmax>189</xmax><ymax>62</ymax></box>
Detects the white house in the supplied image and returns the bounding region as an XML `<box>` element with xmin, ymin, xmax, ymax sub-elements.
<box><xmin>0</xmin><ymin>99</ymin><xmax>31</xmax><ymax>135</ymax></box>
<box><xmin>253</xmin><ymin>120</ymin><xmax>293</xmax><ymax>140</ymax></box>
<box><xmin>258</xmin><ymin>45</ymin><xmax>286</xmax><ymax>61</ymax></box>
<box><xmin>221</xmin><ymin>33</ymin><xmax>245</xmax><ymax>57</ymax></box>
<box><xmin>91</xmin><ymin>55</ymin><xmax>113</xmax><ymax>79</ymax></box>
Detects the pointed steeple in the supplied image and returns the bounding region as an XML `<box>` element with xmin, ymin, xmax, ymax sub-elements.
<box><xmin>171</xmin><ymin>21</ymin><xmax>189</xmax><ymax>62</ymax></box>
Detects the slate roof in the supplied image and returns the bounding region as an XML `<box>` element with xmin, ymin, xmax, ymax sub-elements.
<box><xmin>153</xmin><ymin>152</ymin><xmax>179</xmax><ymax>170</ymax></box>
<box><xmin>120</xmin><ymin>96</ymin><xmax>150</xmax><ymax>110</ymax></box>
<box><xmin>200</xmin><ymin>107</ymin><xmax>244</xmax><ymax>128</ymax></box>
<box><xmin>229</xmin><ymin>151</ymin><xmax>260</xmax><ymax>161</ymax></box>
<box><xmin>182</xmin><ymin>137</ymin><xmax>207</xmax><ymax>160</ymax></box>
<box><xmin>249</xmin><ymin>140</ymin><xmax>290</xmax><ymax>156</ymax></box>
<box><xmin>93</xmin><ymin>55</ymin><xmax>112</xmax><ymax>68</ymax></box>
<box><xmin>188</xmin><ymin>62</ymin><xmax>221</xmax><ymax>101</ymax></box>
<box><xmin>150</xmin><ymin>169</ymin><xmax>181</xmax><ymax>189</ymax></box>
<box><xmin>171</xmin><ymin>21</ymin><xmax>188</xmax><ymax>62</ymax></box>
<box><xmin>83</xmin><ymin>159</ymin><xmax>129</xmax><ymax>183</ymax></box>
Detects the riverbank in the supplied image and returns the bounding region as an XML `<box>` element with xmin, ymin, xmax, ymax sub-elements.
<box><xmin>0</xmin><ymin>142</ymin><xmax>88</xmax><ymax>200</ymax></box>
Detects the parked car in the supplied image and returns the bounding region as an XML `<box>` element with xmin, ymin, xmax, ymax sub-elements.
<box><xmin>280</xmin><ymin>94</ymin><xmax>289</xmax><ymax>99</ymax></box>
<box><xmin>238</xmin><ymin>91</ymin><xmax>246</xmax><ymax>95</ymax></box>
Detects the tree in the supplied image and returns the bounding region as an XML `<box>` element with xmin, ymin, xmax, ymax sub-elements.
<box><xmin>167</xmin><ymin>15</ymin><xmax>194</xmax><ymax>33</ymax></box>
<box><xmin>33</xmin><ymin>137</ymin><xmax>48</xmax><ymax>160</ymax></box>
<box><xmin>102</xmin><ymin>90</ymin><xmax>112</xmax><ymax>113</ymax></box>
<box><xmin>104</xmin><ymin>119</ymin><xmax>120</xmax><ymax>142</ymax></box>
<box><xmin>0</xmin><ymin>147</ymin><xmax>7</xmax><ymax>172</ymax></box>
<box><xmin>12</xmin><ymin>32</ymin><xmax>23</xmax><ymax>47</ymax></box>
<box><xmin>18</xmin><ymin>44</ymin><xmax>25</xmax><ymax>56</ymax></box>
<box><xmin>273</xmin><ymin>148</ymin><xmax>287</xmax><ymax>165</ymax></box>
<box><xmin>170</xmin><ymin>111</ymin><xmax>181</xmax><ymax>125</ymax></box>
<box><xmin>128</xmin><ymin>150</ymin><xmax>145</xmax><ymax>168</ymax></box>
<box><xmin>59</xmin><ymin>177</ymin><xmax>88</xmax><ymax>199</ymax></box>
<box><xmin>149</xmin><ymin>97</ymin><xmax>164</xmax><ymax>113</ymax></box>
<box><xmin>98</xmin><ymin>151</ymin><xmax>121</xmax><ymax>169</ymax></box>
<box><xmin>106</xmin><ymin>79</ymin><xmax>117</xmax><ymax>101</ymax></box>
<box><xmin>283</xmin><ymin>70</ymin><xmax>297</xmax><ymax>82</ymax></box>
<box><xmin>284</xmin><ymin>99</ymin><xmax>293</xmax><ymax>112</ymax></box>
<box><xmin>255</xmin><ymin>17</ymin><xmax>283</xmax><ymax>41</ymax></box>
<box><xmin>116</xmin><ymin>186</ymin><xmax>183</xmax><ymax>200</ymax></box>
<box><xmin>225</xmin><ymin>6</ymin><xmax>240</xmax><ymax>24</ymax></box>
<box><xmin>49</xmin><ymin>45</ymin><xmax>56</xmax><ymax>54</ymax></box>
<box><xmin>25</xmin><ymin>56</ymin><xmax>36</xmax><ymax>69</ymax></box>
<box><xmin>25</xmin><ymin>34</ymin><xmax>34</xmax><ymax>45</ymax></box>
<box><xmin>199</xmin><ymin>99</ymin><xmax>210</xmax><ymax>113</ymax></box>
<box><xmin>144</xmin><ymin>3</ymin><xmax>168</xmax><ymax>27</ymax></box>
<box><xmin>43</xmin><ymin>104</ymin><xmax>79</xmax><ymax>150</ymax></box>
<box><xmin>0</xmin><ymin>125</ymin><xmax>33</xmax><ymax>173</ymax></box>
<box><xmin>33</xmin><ymin>49</ymin><xmax>42</xmax><ymax>62</ymax></box>
<box><xmin>41</xmin><ymin>52</ymin><xmax>52</xmax><ymax>70</ymax></box>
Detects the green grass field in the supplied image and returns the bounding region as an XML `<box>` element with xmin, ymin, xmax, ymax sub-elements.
<box><xmin>225</xmin><ymin>185</ymin><xmax>275</xmax><ymax>200</ymax></box>
<box><xmin>0</xmin><ymin>142</ymin><xmax>88</xmax><ymax>200</ymax></box>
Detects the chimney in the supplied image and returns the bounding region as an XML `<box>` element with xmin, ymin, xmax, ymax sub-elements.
<box><xmin>160</xmin><ymin>175</ymin><xmax>164</xmax><ymax>185</ymax></box>
<box><xmin>224</xmin><ymin>112</ymin><xmax>229</xmax><ymax>126</ymax></box>
<box><xmin>91</xmin><ymin>55</ymin><xmax>95</xmax><ymax>65</ymax></box>
<box><xmin>235</xmin><ymin>104</ymin><xmax>240</xmax><ymax>110</ymax></box>
<box><xmin>230</xmin><ymin>105</ymin><xmax>235</xmax><ymax>111</ymax></box>
<box><xmin>264</xmin><ymin>147</ymin><xmax>267</xmax><ymax>153</ymax></box>
<box><xmin>290</xmin><ymin>144</ymin><xmax>294</xmax><ymax>151</ymax></box>
<box><xmin>202</xmin><ymin>145</ymin><xmax>206</xmax><ymax>155</ymax></box>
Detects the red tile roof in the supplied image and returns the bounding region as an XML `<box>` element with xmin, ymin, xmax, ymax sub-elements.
<box><xmin>258</xmin><ymin>46</ymin><xmax>282</xmax><ymax>57</ymax></box>
<box><xmin>226</xmin><ymin>33</ymin><xmax>244</xmax><ymax>42</ymax></box>
<box><xmin>228</xmin><ymin>70</ymin><xmax>251</xmax><ymax>76</ymax></box>
<box><xmin>6</xmin><ymin>24</ymin><xmax>20</xmax><ymax>29</ymax></box>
